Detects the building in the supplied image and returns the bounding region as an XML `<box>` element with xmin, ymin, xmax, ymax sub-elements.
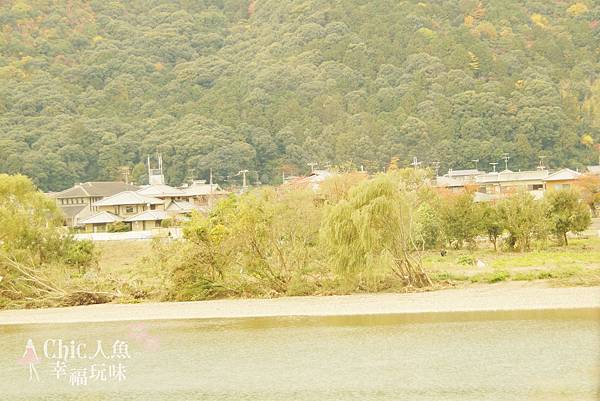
<box><xmin>78</xmin><ymin>211</ymin><xmax>123</xmax><ymax>233</ymax></box>
<box><xmin>92</xmin><ymin>191</ymin><xmax>164</xmax><ymax>217</ymax></box>
<box><xmin>136</xmin><ymin>184</ymin><xmax>191</xmax><ymax>208</ymax></box>
<box><xmin>543</xmin><ymin>168</ymin><xmax>582</xmax><ymax>191</ymax></box>
<box><xmin>475</xmin><ymin>170</ymin><xmax>548</xmax><ymax>195</ymax></box>
<box><xmin>446</xmin><ymin>169</ymin><xmax>484</xmax><ymax>183</ymax></box>
<box><xmin>50</xmin><ymin>182</ymin><xmax>138</xmax><ymax>226</ymax></box>
<box><xmin>180</xmin><ymin>180</ymin><xmax>229</xmax><ymax>207</ymax></box>
<box><xmin>282</xmin><ymin>170</ymin><xmax>335</xmax><ymax>191</ymax></box>
<box><xmin>124</xmin><ymin>210</ymin><xmax>169</xmax><ymax>231</ymax></box>
<box><xmin>586</xmin><ymin>165</ymin><xmax>600</xmax><ymax>176</ymax></box>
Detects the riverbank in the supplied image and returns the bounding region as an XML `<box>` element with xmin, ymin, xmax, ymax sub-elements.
<box><xmin>1</xmin><ymin>282</ymin><xmax>598</xmax><ymax>325</ymax></box>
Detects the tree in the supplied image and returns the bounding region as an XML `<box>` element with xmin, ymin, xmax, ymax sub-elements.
<box><xmin>545</xmin><ymin>189</ymin><xmax>591</xmax><ymax>245</ymax></box>
<box><xmin>497</xmin><ymin>192</ymin><xmax>547</xmax><ymax>252</ymax></box>
<box><xmin>0</xmin><ymin>174</ymin><xmax>65</xmax><ymax>262</ymax></box>
<box><xmin>440</xmin><ymin>192</ymin><xmax>481</xmax><ymax>249</ymax></box>
<box><xmin>480</xmin><ymin>202</ymin><xmax>503</xmax><ymax>251</ymax></box>
<box><xmin>321</xmin><ymin>175</ymin><xmax>431</xmax><ymax>287</ymax></box>
<box><xmin>0</xmin><ymin>174</ymin><xmax>99</xmax><ymax>306</ymax></box>
<box><xmin>575</xmin><ymin>175</ymin><xmax>600</xmax><ymax>217</ymax></box>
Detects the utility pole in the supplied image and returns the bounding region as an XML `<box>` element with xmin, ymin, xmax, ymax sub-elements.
<box><xmin>238</xmin><ymin>169</ymin><xmax>249</xmax><ymax>191</ymax></box>
<box><xmin>120</xmin><ymin>166</ymin><xmax>130</xmax><ymax>184</ymax></box>
<box><xmin>411</xmin><ymin>156</ymin><xmax>421</xmax><ymax>170</ymax></box>
<box><xmin>432</xmin><ymin>161</ymin><xmax>441</xmax><ymax>177</ymax></box>
<box><xmin>472</xmin><ymin>159</ymin><xmax>479</xmax><ymax>171</ymax></box>
<box><xmin>489</xmin><ymin>162</ymin><xmax>498</xmax><ymax>173</ymax></box>
<box><xmin>502</xmin><ymin>153</ymin><xmax>510</xmax><ymax>171</ymax></box>
<box><xmin>307</xmin><ymin>162</ymin><xmax>318</xmax><ymax>173</ymax></box>
<box><xmin>209</xmin><ymin>168</ymin><xmax>214</xmax><ymax>208</ymax></box>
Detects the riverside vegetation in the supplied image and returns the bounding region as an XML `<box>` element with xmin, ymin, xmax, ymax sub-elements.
<box><xmin>1</xmin><ymin>171</ymin><xmax>597</xmax><ymax>309</ymax></box>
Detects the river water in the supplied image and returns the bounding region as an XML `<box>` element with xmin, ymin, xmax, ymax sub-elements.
<box><xmin>1</xmin><ymin>309</ymin><xmax>598</xmax><ymax>400</ymax></box>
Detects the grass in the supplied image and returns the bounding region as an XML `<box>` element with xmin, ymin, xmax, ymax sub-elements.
<box><xmin>422</xmin><ymin>237</ymin><xmax>600</xmax><ymax>286</ymax></box>
<box><xmin>95</xmin><ymin>240</ymin><xmax>168</xmax><ymax>301</ymax></box>
<box><xmin>91</xmin><ymin>236</ymin><xmax>600</xmax><ymax>305</ymax></box>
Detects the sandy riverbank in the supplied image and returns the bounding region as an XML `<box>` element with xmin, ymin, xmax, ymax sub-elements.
<box><xmin>1</xmin><ymin>282</ymin><xmax>599</xmax><ymax>325</ymax></box>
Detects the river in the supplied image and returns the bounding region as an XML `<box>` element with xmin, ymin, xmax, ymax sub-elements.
<box><xmin>1</xmin><ymin>309</ymin><xmax>598</xmax><ymax>400</ymax></box>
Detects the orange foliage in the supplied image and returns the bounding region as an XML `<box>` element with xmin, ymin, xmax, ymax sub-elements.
<box><xmin>248</xmin><ymin>0</ymin><xmax>256</xmax><ymax>17</ymax></box>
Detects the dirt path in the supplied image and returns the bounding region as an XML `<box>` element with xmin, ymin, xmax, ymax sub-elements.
<box><xmin>1</xmin><ymin>282</ymin><xmax>599</xmax><ymax>325</ymax></box>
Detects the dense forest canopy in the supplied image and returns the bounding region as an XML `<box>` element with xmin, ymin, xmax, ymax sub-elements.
<box><xmin>0</xmin><ymin>0</ymin><xmax>599</xmax><ymax>191</ymax></box>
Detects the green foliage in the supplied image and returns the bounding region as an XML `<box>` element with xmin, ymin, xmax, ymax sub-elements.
<box><xmin>0</xmin><ymin>174</ymin><xmax>66</xmax><ymax>262</ymax></box>
<box><xmin>168</xmin><ymin>187</ymin><xmax>324</xmax><ymax>298</ymax></box>
<box><xmin>107</xmin><ymin>221</ymin><xmax>130</xmax><ymax>233</ymax></box>
<box><xmin>440</xmin><ymin>192</ymin><xmax>481</xmax><ymax>249</ymax></box>
<box><xmin>62</xmin><ymin>240</ymin><xmax>97</xmax><ymax>273</ymax></box>
<box><xmin>544</xmin><ymin>189</ymin><xmax>591</xmax><ymax>245</ymax></box>
<box><xmin>0</xmin><ymin>174</ymin><xmax>99</xmax><ymax>307</ymax></box>
<box><xmin>416</xmin><ymin>202</ymin><xmax>443</xmax><ymax>249</ymax></box>
<box><xmin>480</xmin><ymin>202</ymin><xmax>503</xmax><ymax>251</ymax></box>
<box><xmin>321</xmin><ymin>174</ymin><xmax>431</xmax><ymax>287</ymax></box>
<box><xmin>457</xmin><ymin>255</ymin><xmax>476</xmax><ymax>266</ymax></box>
<box><xmin>0</xmin><ymin>1</ymin><xmax>598</xmax><ymax>191</ymax></box>
<box><xmin>497</xmin><ymin>192</ymin><xmax>548</xmax><ymax>252</ymax></box>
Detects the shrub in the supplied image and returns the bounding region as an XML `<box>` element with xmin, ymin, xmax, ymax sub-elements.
<box><xmin>107</xmin><ymin>221</ymin><xmax>130</xmax><ymax>232</ymax></box>
<box><xmin>545</xmin><ymin>189</ymin><xmax>591</xmax><ymax>245</ymax></box>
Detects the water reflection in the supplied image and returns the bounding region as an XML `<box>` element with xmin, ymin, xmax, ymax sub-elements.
<box><xmin>1</xmin><ymin>308</ymin><xmax>599</xmax><ymax>401</ymax></box>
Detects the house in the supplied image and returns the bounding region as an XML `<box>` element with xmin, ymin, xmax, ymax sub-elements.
<box><xmin>282</xmin><ymin>170</ymin><xmax>335</xmax><ymax>191</ymax></box>
<box><xmin>124</xmin><ymin>210</ymin><xmax>169</xmax><ymax>231</ymax></box>
<box><xmin>92</xmin><ymin>191</ymin><xmax>164</xmax><ymax>217</ymax></box>
<box><xmin>136</xmin><ymin>184</ymin><xmax>191</xmax><ymax>208</ymax></box>
<box><xmin>446</xmin><ymin>169</ymin><xmax>483</xmax><ymax>183</ymax></box>
<box><xmin>475</xmin><ymin>170</ymin><xmax>548</xmax><ymax>195</ymax></box>
<box><xmin>435</xmin><ymin>176</ymin><xmax>469</xmax><ymax>193</ymax></box>
<box><xmin>180</xmin><ymin>180</ymin><xmax>229</xmax><ymax>208</ymax></box>
<box><xmin>50</xmin><ymin>181</ymin><xmax>138</xmax><ymax>226</ymax></box>
<box><xmin>78</xmin><ymin>211</ymin><xmax>123</xmax><ymax>233</ymax></box>
<box><xmin>543</xmin><ymin>168</ymin><xmax>582</xmax><ymax>191</ymax></box>
<box><xmin>165</xmin><ymin>199</ymin><xmax>201</xmax><ymax>215</ymax></box>
<box><xmin>586</xmin><ymin>165</ymin><xmax>600</xmax><ymax>176</ymax></box>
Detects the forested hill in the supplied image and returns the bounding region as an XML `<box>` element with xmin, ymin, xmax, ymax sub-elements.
<box><xmin>1</xmin><ymin>1</ymin><xmax>599</xmax><ymax>191</ymax></box>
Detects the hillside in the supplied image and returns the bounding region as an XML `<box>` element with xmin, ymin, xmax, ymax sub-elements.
<box><xmin>0</xmin><ymin>0</ymin><xmax>599</xmax><ymax>191</ymax></box>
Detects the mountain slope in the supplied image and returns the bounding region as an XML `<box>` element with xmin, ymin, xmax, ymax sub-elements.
<box><xmin>0</xmin><ymin>0</ymin><xmax>599</xmax><ymax>190</ymax></box>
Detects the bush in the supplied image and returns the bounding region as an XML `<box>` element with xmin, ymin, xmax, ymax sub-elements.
<box><xmin>545</xmin><ymin>189</ymin><xmax>591</xmax><ymax>245</ymax></box>
<box><xmin>498</xmin><ymin>192</ymin><xmax>548</xmax><ymax>252</ymax></box>
<box><xmin>457</xmin><ymin>255</ymin><xmax>475</xmax><ymax>266</ymax></box>
<box><xmin>107</xmin><ymin>221</ymin><xmax>130</xmax><ymax>232</ymax></box>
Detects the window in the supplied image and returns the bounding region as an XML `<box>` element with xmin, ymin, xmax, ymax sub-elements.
<box><xmin>527</xmin><ymin>184</ymin><xmax>544</xmax><ymax>191</ymax></box>
<box><xmin>126</xmin><ymin>206</ymin><xmax>135</xmax><ymax>213</ymax></box>
<box><xmin>555</xmin><ymin>184</ymin><xmax>571</xmax><ymax>190</ymax></box>
<box><xmin>150</xmin><ymin>204</ymin><xmax>156</xmax><ymax>210</ymax></box>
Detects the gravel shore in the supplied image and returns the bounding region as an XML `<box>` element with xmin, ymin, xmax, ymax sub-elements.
<box><xmin>1</xmin><ymin>282</ymin><xmax>599</xmax><ymax>325</ymax></box>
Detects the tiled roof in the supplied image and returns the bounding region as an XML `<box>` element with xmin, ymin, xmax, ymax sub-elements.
<box><xmin>283</xmin><ymin>170</ymin><xmax>335</xmax><ymax>190</ymax></box>
<box><xmin>124</xmin><ymin>210</ymin><xmax>169</xmax><ymax>222</ymax></box>
<box><xmin>93</xmin><ymin>191</ymin><xmax>164</xmax><ymax>207</ymax></box>
<box><xmin>435</xmin><ymin>176</ymin><xmax>464</xmax><ymax>187</ymax></box>
<box><xmin>137</xmin><ymin>184</ymin><xmax>186</xmax><ymax>197</ymax></box>
<box><xmin>586</xmin><ymin>165</ymin><xmax>600</xmax><ymax>175</ymax></box>
<box><xmin>79</xmin><ymin>211</ymin><xmax>122</xmax><ymax>225</ymax></box>
<box><xmin>59</xmin><ymin>204</ymin><xmax>88</xmax><ymax>218</ymax></box>
<box><xmin>181</xmin><ymin>183</ymin><xmax>226</xmax><ymax>196</ymax></box>
<box><xmin>543</xmin><ymin>168</ymin><xmax>582</xmax><ymax>182</ymax></box>
<box><xmin>447</xmin><ymin>169</ymin><xmax>482</xmax><ymax>177</ymax></box>
<box><xmin>166</xmin><ymin>200</ymin><xmax>197</xmax><ymax>213</ymax></box>
<box><xmin>476</xmin><ymin>170</ymin><xmax>549</xmax><ymax>184</ymax></box>
<box><xmin>51</xmin><ymin>182</ymin><xmax>138</xmax><ymax>199</ymax></box>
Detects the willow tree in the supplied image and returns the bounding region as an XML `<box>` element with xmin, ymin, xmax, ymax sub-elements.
<box><xmin>321</xmin><ymin>174</ymin><xmax>431</xmax><ymax>287</ymax></box>
<box><xmin>0</xmin><ymin>174</ymin><xmax>99</xmax><ymax>307</ymax></box>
